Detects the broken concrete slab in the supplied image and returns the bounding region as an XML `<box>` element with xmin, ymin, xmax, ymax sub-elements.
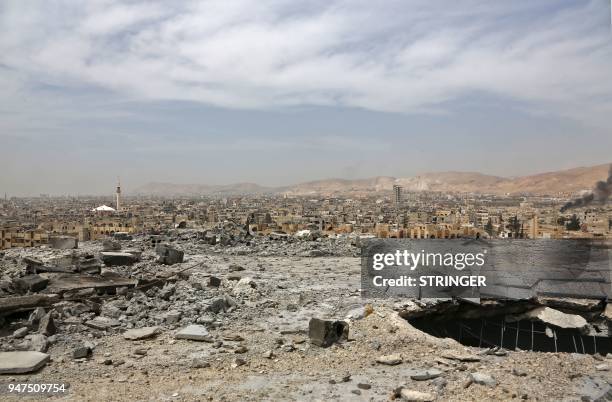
<box><xmin>0</xmin><ymin>351</ymin><xmax>50</xmax><ymax>374</ymax></box>
<box><xmin>514</xmin><ymin>306</ymin><xmax>588</xmax><ymax>329</ymax></box>
<box><xmin>99</xmin><ymin>252</ymin><xmax>139</xmax><ymax>266</ymax></box>
<box><xmin>13</xmin><ymin>275</ymin><xmax>49</xmax><ymax>293</ymax></box>
<box><xmin>308</xmin><ymin>318</ymin><xmax>349</xmax><ymax>347</ymax></box>
<box><xmin>85</xmin><ymin>316</ymin><xmax>120</xmax><ymax>330</ymax></box>
<box><xmin>0</xmin><ymin>294</ymin><xmax>59</xmax><ymax>315</ymax></box>
<box><xmin>410</xmin><ymin>369</ymin><xmax>442</xmax><ymax>381</ymax></box>
<box><xmin>49</xmin><ymin>236</ymin><xmax>78</xmax><ymax>249</ymax></box>
<box><xmin>46</xmin><ymin>274</ymin><xmax>137</xmax><ymax>294</ymax></box>
<box><xmin>123</xmin><ymin>327</ymin><xmax>161</xmax><ymax>340</ymax></box>
<box><xmin>175</xmin><ymin>325</ymin><xmax>212</xmax><ymax>341</ymax></box>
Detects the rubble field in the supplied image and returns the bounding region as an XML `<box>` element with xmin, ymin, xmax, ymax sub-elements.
<box><xmin>1</xmin><ymin>234</ymin><xmax>611</xmax><ymax>401</ymax></box>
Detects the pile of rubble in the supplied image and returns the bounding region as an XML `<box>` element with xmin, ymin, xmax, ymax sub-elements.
<box><xmin>1</xmin><ymin>233</ymin><xmax>612</xmax><ymax>401</ymax></box>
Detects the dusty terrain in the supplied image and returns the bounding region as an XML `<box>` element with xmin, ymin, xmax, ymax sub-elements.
<box><xmin>1</xmin><ymin>238</ymin><xmax>612</xmax><ymax>401</ymax></box>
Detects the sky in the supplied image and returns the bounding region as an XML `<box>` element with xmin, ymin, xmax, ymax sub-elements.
<box><xmin>1</xmin><ymin>0</ymin><xmax>612</xmax><ymax>196</ymax></box>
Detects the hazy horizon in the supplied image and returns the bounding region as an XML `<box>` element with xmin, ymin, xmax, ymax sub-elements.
<box><xmin>2</xmin><ymin>1</ymin><xmax>612</xmax><ymax>196</ymax></box>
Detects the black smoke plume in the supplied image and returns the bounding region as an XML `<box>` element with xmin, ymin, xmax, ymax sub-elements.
<box><xmin>560</xmin><ymin>164</ymin><xmax>612</xmax><ymax>212</ymax></box>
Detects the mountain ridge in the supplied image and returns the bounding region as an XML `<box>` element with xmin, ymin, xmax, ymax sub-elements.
<box><xmin>133</xmin><ymin>163</ymin><xmax>611</xmax><ymax>196</ymax></box>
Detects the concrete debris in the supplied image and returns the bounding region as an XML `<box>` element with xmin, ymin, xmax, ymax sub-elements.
<box><xmin>515</xmin><ymin>306</ymin><xmax>588</xmax><ymax>330</ymax></box>
<box><xmin>399</xmin><ymin>388</ymin><xmax>434</xmax><ymax>401</ymax></box>
<box><xmin>175</xmin><ymin>325</ymin><xmax>212</xmax><ymax>341</ymax></box>
<box><xmin>123</xmin><ymin>327</ymin><xmax>161</xmax><ymax>340</ymax></box>
<box><xmin>308</xmin><ymin>318</ymin><xmax>349</xmax><ymax>347</ymax></box>
<box><xmin>410</xmin><ymin>368</ymin><xmax>442</xmax><ymax>381</ymax></box>
<box><xmin>0</xmin><ymin>294</ymin><xmax>59</xmax><ymax>314</ymax></box>
<box><xmin>100</xmin><ymin>252</ymin><xmax>140</xmax><ymax>266</ymax></box>
<box><xmin>376</xmin><ymin>354</ymin><xmax>403</xmax><ymax>365</ymax></box>
<box><xmin>228</xmin><ymin>264</ymin><xmax>245</xmax><ymax>272</ymax></box>
<box><xmin>0</xmin><ymin>351</ymin><xmax>50</xmax><ymax>374</ymax></box>
<box><xmin>441</xmin><ymin>352</ymin><xmax>481</xmax><ymax>362</ymax></box>
<box><xmin>13</xmin><ymin>275</ymin><xmax>49</xmax><ymax>293</ymax></box>
<box><xmin>102</xmin><ymin>239</ymin><xmax>122</xmax><ymax>251</ymax></box>
<box><xmin>73</xmin><ymin>345</ymin><xmax>92</xmax><ymax>359</ymax></box>
<box><xmin>38</xmin><ymin>311</ymin><xmax>56</xmax><ymax>336</ymax></box>
<box><xmin>207</xmin><ymin>295</ymin><xmax>237</xmax><ymax>314</ymax></box>
<box><xmin>13</xmin><ymin>327</ymin><xmax>29</xmax><ymax>338</ymax></box>
<box><xmin>0</xmin><ymin>231</ymin><xmax>610</xmax><ymax>400</ymax></box>
<box><xmin>156</xmin><ymin>244</ymin><xmax>184</xmax><ymax>265</ymax></box>
<box><xmin>468</xmin><ymin>372</ymin><xmax>497</xmax><ymax>387</ymax></box>
<box><xmin>85</xmin><ymin>316</ymin><xmax>121</xmax><ymax>330</ymax></box>
<box><xmin>207</xmin><ymin>276</ymin><xmax>221</xmax><ymax>288</ymax></box>
<box><xmin>23</xmin><ymin>334</ymin><xmax>48</xmax><ymax>352</ymax></box>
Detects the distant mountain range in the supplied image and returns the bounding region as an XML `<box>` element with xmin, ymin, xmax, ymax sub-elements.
<box><xmin>133</xmin><ymin>163</ymin><xmax>611</xmax><ymax>197</ymax></box>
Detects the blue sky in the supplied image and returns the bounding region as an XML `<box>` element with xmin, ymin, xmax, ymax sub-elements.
<box><xmin>1</xmin><ymin>0</ymin><xmax>611</xmax><ymax>195</ymax></box>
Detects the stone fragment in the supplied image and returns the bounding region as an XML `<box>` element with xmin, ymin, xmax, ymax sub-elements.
<box><xmin>469</xmin><ymin>372</ymin><xmax>496</xmax><ymax>387</ymax></box>
<box><xmin>77</xmin><ymin>258</ymin><xmax>101</xmax><ymax>274</ymax></box>
<box><xmin>164</xmin><ymin>310</ymin><xmax>182</xmax><ymax>324</ymax></box>
<box><xmin>175</xmin><ymin>325</ymin><xmax>212</xmax><ymax>341</ymax></box>
<box><xmin>207</xmin><ymin>295</ymin><xmax>237</xmax><ymax>314</ymax></box>
<box><xmin>123</xmin><ymin>327</ymin><xmax>161</xmax><ymax>340</ymax></box>
<box><xmin>228</xmin><ymin>264</ymin><xmax>245</xmax><ymax>272</ymax></box>
<box><xmin>28</xmin><ymin>307</ymin><xmax>46</xmax><ymax>325</ymax></box>
<box><xmin>100</xmin><ymin>252</ymin><xmax>139</xmax><ymax>266</ymax></box>
<box><xmin>308</xmin><ymin>318</ymin><xmax>349</xmax><ymax>347</ymax></box>
<box><xmin>411</xmin><ymin>369</ymin><xmax>442</xmax><ymax>381</ymax></box>
<box><xmin>73</xmin><ymin>345</ymin><xmax>92</xmax><ymax>359</ymax></box>
<box><xmin>13</xmin><ymin>327</ymin><xmax>29</xmax><ymax>338</ymax></box>
<box><xmin>85</xmin><ymin>316</ymin><xmax>121</xmax><ymax>330</ymax></box>
<box><xmin>400</xmin><ymin>389</ymin><xmax>434</xmax><ymax>401</ymax></box>
<box><xmin>0</xmin><ymin>351</ymin><xmax>50</xmax><ymax>374</ymax></box>
<box><xmin>38</xmin><ymin>312</ymin><xmax>56</xmax><ymax>336</ymax></box>
<box><xmin>357</xmin><ymin>383</ymin><xmax>371</xmax><ymax>390</ymax></box>
<box><xmin>517</xmin><ymin>307</ymin><xmax>587</xmax><ymax>330</ymax></box>
<box><xmin>376</xmin><ymin>354</ymin><xmax>402</xmax><ymax>366</ymax></box>
<box><xmin>25</xmin><ymin>334</ymin><xmax>48</xmax><ymax>353</ymax></box>
<box><xmin>441</xmin><ymin>352</ymin><xmax>481</xmax><ymax>362</ymax></box>
<box><xmin>190</xmin><ymin>358</ymin><xmax>210</xmax><ymax>368</ymax></box>
<box><xmin>232</xmin><ymin>357</ymin><xmax>246</xmax><ymax>368</ymax></box>
<box><xmin>207</xmin><ymin>276</ymin><xmax>221</xmax><ymax>288</ymax></box>
<box><xmin>156</xmin><ymin>244</ymin><xmax>184</xmax><ymax>265</ymax></box>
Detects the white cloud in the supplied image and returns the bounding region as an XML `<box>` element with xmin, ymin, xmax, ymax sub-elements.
<box><xmin>0</xmin><ymin>0</ymin><xmax>611</xmax><ymax>127</ymax></box>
